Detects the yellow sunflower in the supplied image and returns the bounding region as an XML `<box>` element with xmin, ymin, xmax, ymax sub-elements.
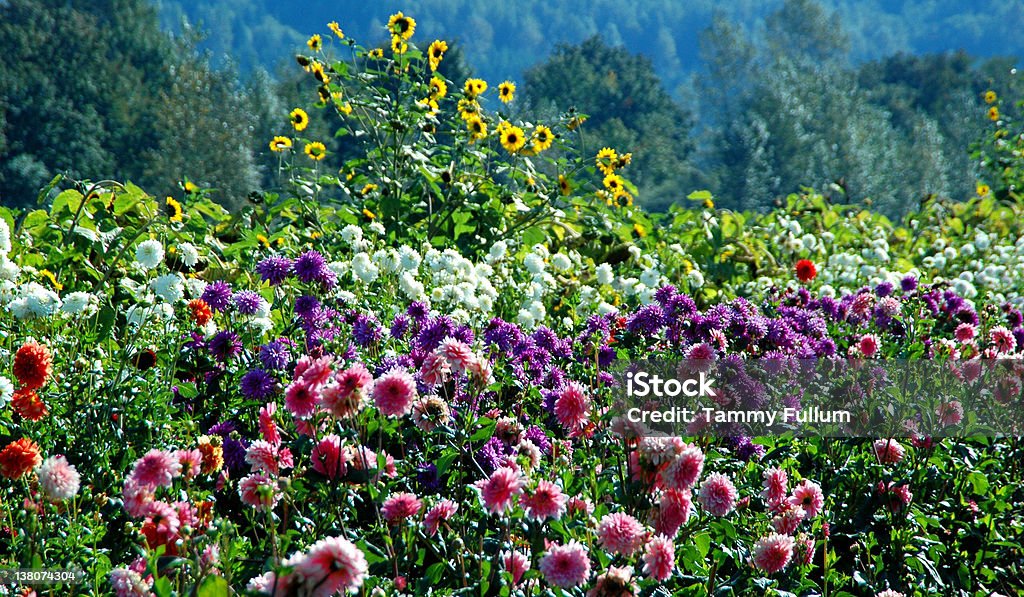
<box><xmin>339</xmin><ymin>102</ymin><xmax>353</xmax><ymax>115</ymax></box>
<box><xmin>977</xmin><ymin>183</ymin><xmax>991</xmax><ymax>197</ymax></box>
<box><xmin>361</xmin><ymin>183</ymin><xmax>378</xmax><ymax>195</ymax></box>
<box><xmin>368</xmin><ymin>48</ymin><xmax>384</xmax><ymax>59</ymax></box>
<box><xmin>498</xmin><ymin>81</ymin><xmax>516</xmax><ymax>104</ymax></box>
<box><xmin>428</xmin><ymin>40</ymin><xmax>448</xmax><ymax>71</ymax></box>
<box><xmin>328</xmin><ymin>22</ymin><xmax>344</xmax><ymax>39</ymax></box>
<box><xmin>988</xmin><ymin>106</ymin><xmax>1000</xmax><ymax>121</ymax></box>
<box><xmin>307</xmin><ymin>34</ymin><xmax>322</xmax><ymax>52</ymax></box>
<box><xmin>388</xmin><ymin>12</ymin><xmax>416</xmax><ymax>40</ymax></box>
<box><xmin>184</xmin><ymin>181</ymin><xmax>199</xmax><ymax>193</ymax></box>
<box><xmin>603</xmin><ymin>173</ymin><xmax>625</xmax><ymax>193</ymax></box>
<box><xmin>464</xmin><ymin>78</ymin><xmax>488</xmax><ymax>98</ymax></box>
<box><xmin>531</xmin><ymin>125</ymin><xmax>553</xmax><ymax>153</ymax></box>
<box><xmin>40</xmin><ymin>269</ymin><xmax>63</xmax><ymax>291</ymax></box>
<box><xmin>558</xmin><ymin>174</ymin><xmax>571</xmax><ymax>196</ymax></box>
<box><xmin>596</xmin><ymin>147</ymin><xmax>617</xmax><ymax>175</ymax></box>
<box><xmin>290</xmin><ymin>108</ymin><xmax>309</xmax><ymax>131</ymax></box>
<box><xmin>500</xmin><ymin>125</ymin><xmax>526</xmax><ymax>153</ymax></box>
<box><xmin>304</xmin><ymin>142</ymin><xmax>327</xmax><ymax>161</ymax></box>
<box><xmin>458</xmin><ymin>98</ymin><xmax>480</xmax><ymax>120</ymax></box>
<box><xmin>616</xmin><ymin>152</ymin><xmax>632</xmax><ymax>168</ymax></box>
<box><xmin>362</xmin><ymin>208</ymin><xmax>377</xmax><ymax>219</ymax></box>
<box><xmin>166</xmin><ymin>197</ymin><xmax>184</xmax><ymax>222</ymax></box>
<box><xmin>567</xmin><ymin>115</ymin><xmax>588</xmax><ymax>131</ymax></box>
<box><xmin>466</xmin><ymin>115</ymin><xmax>487</xmax><ymax>141</ymax></box>
<box><xmin>311</xmin><ymin>62</ymin><xmax>329</xmax><ymax>84</ymax></box>
<box><xmin>429</xmin><ymin>77</ymin><xmax>448</xmax><ymax>100</ymax></box>
<box><xmin>984</xmin><ymin>90</ymin><xmax>997</xmax><ymax>104</ymax></box>
<box><xmin>391</xmin><ymin>36</ymin><xmax>408</xmax><ymax>55</ymax></box>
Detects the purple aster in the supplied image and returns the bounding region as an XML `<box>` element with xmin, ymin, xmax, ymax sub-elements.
<box><xmin>953</xmin><ymin>308</ymin><xmax>979</xmax><ymax>326</ymax></box>
<box><xmin>240</xmin><ymin>369</ymin><xmax>276</xmax><ymax>400</ymax></box>
<box><xmin>654</xmin><ymin>284</ymin><xmax>678</xmax><ymax>305</ymax></box>
<box><xmin>295</xmin><ymin>295</ymin><xmax>321</xmax><ymax>318</ymax></box>
<box><xmin>406</xmin><ymin>301</ymin><xmax>430</xmax><ymax>322</ymax></box>
<box><xmin>1007</xmin><ymin>309</ymin><xmax>1023</xmax><ymax>328</ymax></box>
<box><xmin>223</xmin><ymin>436</ymin><xmax>250</xmax><ymax>474</ymax></box>
<box><xmin>292</xmin><ymin>250</ymin><xmax>327</xmax><ymax>286</ymax></box>
<box><xmin>875</xmin><ymin>282</ymin><xmax>894</xmax><ymax>297</ymax></box>
<box><xmin>351</xmin><ymin>313</ymin><xmax>383</xmax><ymax>347</ymax></box>
<box><xmin>416</xmin><ymin>463</ymin><xmax>441</xmax><ymax>494</ymax></box>
<box><xmin>390</xmin><ymin>314</ymin><xmax>410</xmax><ymax>339</ymax></box>
<box><xmin>209</xmin><ymin>330</ymin><xmax>242</xmax><ymax>361</ymax></box>
<box><xmin>256</xmin><ymin>256</ymin><xmax>293</xmax><ymax>286</ymax></box>
<box><xmin>1013</xmin><ymin>328</ymin><xmax>1024</xmax><ymax>352</ymax></box>
<box><xmin>232</xmin><ymin>290</ymin><xmax>264</xmax><ymax>315</ymax></box>
<box><xmin>416</xmin><ymin>316</ymin><xmax>456</xmax><ymax>352</ymax></box>
<box><xmin>475</xmin><ymin>436</ymin><xmax>513</xmax><ymax>475</ymax></box>
<box><xmin>259</xmin><ymin>340</ymin><xmax>291</xmax><ymax>370</ymax></box>
<box><xmin>900</xmin><ymin>275</ymin><xmax>918</xmax><ymax>292</ymax></box>
<box><xmin>201</xmin><ymin>280</ymin><xmax>232</xmax><ymax>312</ymax></box>
<box><xmin>524</xmin><ymin>425</ymin><xmax>551</xmax><ymax>455</ymax></box>
<box><xmin>734</xmin><ymin>436</ymin><xmax>765</xmax><ymax>461</ymax></box>
<box><xmin>208</xmin><ymin>421</ymin><xmax>236</xmax><ymax>436</ymax></box>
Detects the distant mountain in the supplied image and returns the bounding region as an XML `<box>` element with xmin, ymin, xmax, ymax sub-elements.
<box><xmin>155</xmin><ymin>0</ymin><xmax>1024</xmax><ymax>90</ymax></box>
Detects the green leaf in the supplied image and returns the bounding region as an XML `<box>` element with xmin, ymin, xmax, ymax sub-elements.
<box><xmin>197</xmin><ymin>575</ymin><xmax>229</xmax><ymax>597</ymax></box>
<box><xmin>153</xmin><ymin>576</ymin><xmax>173</xmax><ymax>597</ymax></box>
<box><xmin>694</xmin><ymin>532</ymin><xmax>711</xmax><ymax>558</ymax></box>
<box><xmin>687</xmin><ymin>190</ymin><xmax>713</xmax><ymax>201</ymax></box>
<box><xmin>967</xmin><ymin>471</ymin><xmax>989</xmax><ymax>495</ymax></box>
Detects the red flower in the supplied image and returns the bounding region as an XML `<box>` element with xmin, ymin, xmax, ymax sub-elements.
<box><xmin>12</xmin><ymin>340</ymin><xmax>52</xmax><ymax>390</ymax></box>
<box><xmin>795</xmin><ymin>259</ymin><xmax>817</xmax><ymax>283</ymax></box>
<box><xmin>0</xmin><ymin>438</ymin><xmax>42</xmax><ymax>479</ymax></box>
<box><xmin>11</xmin><ymin>388</ymin><xmax>48</xmax><ymax>421</ymax></box>
<box><xmin>187</xmin><ymin>299</ymin><xmax>212</xmax><ymax>326</ymax></box>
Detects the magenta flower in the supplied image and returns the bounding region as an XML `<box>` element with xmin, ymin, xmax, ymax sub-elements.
<box><xmin>788</xmin><ymin>480</ymin><xmax>825</xmax><ymax>519</ymax></box>
<box><xmin>311</xmin><ymin>434</ymin><xmax>348</xmax><ymax>480</ymax></box>
<box><xmin>872</xmin><ymin>439</ymin><xmax>906</xmax><ymax>465</ymax></box>
<box><xmin>287</xmin><ymin>536</ymin><xmax>368</xmax><ymax>594</ymax></box>
<box><xmin>539</xmin><ymin>540</ymin><xmax>591</xmax><ymax>589</ymax></box>
<box><xmin>130</xmin><ymin>449</ymin><xmax>182</xmax><ymax>489</ymax></box>
<box><xmin>238</xmin><ymin>473</ymin><xmax>281</xmax><ymax>511</ymax></box>
<box><xmin>423</xmin><ymin>499</ymin><xmax>458</xmax><ymax>536</ymax></box>
<box><xmin>473</xmin><ymin>466</ymin><xmax>525</xmax><ymax>514</ymax></box>
<box><xmin>554</xmin><ymin>381</ymin><xmax>591</xmax><ymax>435</ymax></box>
<box><xmin>752</xmin><ymin>533</ymin><xmax>795</xmax><ymax>574</ymax></box>
<box><xmin>661</xmin><ymin>444</ymin><xmax>704</xmax><ymax>491</ymax></box>
<box><xmin>520</xmin><ymin>479</ymin><xmax>568</xmax><ymax>521</ymax></box>
<box><xmin>761</xmin><ymin>466</ymin><xmax>789</xmax><ymax>509</ymax></box>
<box><xmin>381</xmin><ymin>492</ymin><xmax>423</xmax><ymax>524</ymax></box>
<box><xmin>696</xmin><ymin>472</ymin><xmax>738</xmax><ymax>517</ymax></box>
<box><xmin>502</xmin><ymin>549</ymin><xmax>531</xmax><ymax>586</ymax></box>
<box><xmin>372</xmin><ymin>368</ymin><xmax>418</xmax><ymax>417</ymax></box>
<box><xmin>642</xmin><ymin>535</ymin><xmax>675</xmax><ymax>581</ymax></box>
<box><xmin>597</xmin><ymin>512</ymin><xmax>647</xmax><ymax>556</ymax></box>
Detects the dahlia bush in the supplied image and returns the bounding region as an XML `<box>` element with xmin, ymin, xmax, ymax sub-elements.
<box><xmin>0</xmin><ymin>11</ymin><xmax>1022</xmax><ymax>597</ymax></box>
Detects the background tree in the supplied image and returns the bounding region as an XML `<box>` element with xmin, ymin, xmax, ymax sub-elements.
<box><xmin>524</xmin><ymin>35</ymin><xmax>697</xmax><ymax>210</ymax></box>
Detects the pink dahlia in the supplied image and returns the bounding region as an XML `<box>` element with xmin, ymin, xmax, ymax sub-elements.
<box><xmin>936</xmin><ymin>400</ymin><xmax>964</xmax><ymax>427</ymax></box>
<box><xmin>642</xmin><ymin>535</ymin><xmax>675</xmax><ymax>581</ymax></box>
<box><xmin>130</xmin><ymin>449</ymin><xmax>181</xmax><ymax>489</ymax></box>
<box><xmin>788</xmin><ymin>480</ymin><xmax>825</xmax><ymax>519</ymax></box>
<box><xmin>653</xmin><ymin>489</ymin><xmax>692</xmax><ymax>537</ymax></box>
<box><xmin>587</xmin><ymin>565</ymin><xmax>635</xmax><ymax>597</ymax></box>
<box><xmin>752</xmin><ymin>533</ymin><xmax>795</xmax><ymax>574</ymax></box>
<box><xmin>322</xmin><ymin>363</ymin><xmax>372</xmax><ymax>418</ymax></box>
<box><xmin>696</xmin><ymin>472</ymin><xmax>738</xmax><ymax>517</ymax></box>
<box><xmin>761</xmin><ymin>466</ymin><xmax>789</xmax><ymax>509</ymax></box>
<box><xmin>296</xmin><ymin>354</ymin><xmax>334</xmax><ymax>387</ymax></box>
<box><xmin>597</xmin><ymin>512</ymin><xmax>647</xmax><ymax>556</ymax></box>
<box><xmin>770</xmin><ymin>505</ymin><xmax>805</xmax><ymax>535</ymax></box>
<box><xmin>246</xmin><ymin>439</ymin><xmax>284</xmax><ymax>475</ymax></box>
<box><xmin>36</xmin><ymin>455</ymin><xmax>80</xmax><ymax>501</ymax></box>
<box><xmin>872</xmin><ymin>439</ymin><xmax>906</xmax><ymax>464</ymax></box>
<box><xmin>110</xmin><ymin>567</ymin><xmax>153</xmax><ymax>597</ymax></box>
<box><xmin>520</xmin><ymin>479</ymin><xmax>568</xmax><ymax>521</ymax></box>
<box><xmin>122</xmin><ymin>478</ymin><xmax>155</xmax><ymax>518</ymax></box>
<box><xmin>567</xmin><ymin>495</ymin><xmax>595</xmax><ymax>516</ymax></box>
<box><xmin>238</xmin><ymin>473</ymin><xmax>281</xmax><ymax>511</ymax></box>
<box><xmin>419</xmin><ymin>351</ymin><xmax>451</xmax><ymax>387</ymax></box>
<box><xmin>289</xmin><ymin>536</ymin><xmax>368</xmax><ymax>595</ymax></box>
<box><xmin>411</xmin><ymin>395</ymin><xmax>452</xmax><ymax>432</ymax></box>
<box><xmin>423</xmin><ymin>499</ymin><xmax>458</xmax><ymax>536</ymax></box>
<box><xmin>372</xmin><ymin>368</ymin><xmax>418</xmax><ymax>417</ymax></box>
<box><xmin>878</xmin><ymin>481</ymin><xmax>913</xmax><ymax>512</ymax></box>
<box><xmin>858</xmin><ymin>334</ymin><xmax>880</xmax><ymax>358</ymax></box>
<box><xmin>554</xmin><ymin>381</ymin><xmax>591</xmax><ymax>434</ymax></box>
<box><xmin>954</xmin><ymin>323</ymin><xmax>976</xmax><ymax>343</ymax></box>
<box><xmin>175</xmin><ymin>449</ymin><xmax>202</xmax><ymax>479</ymax></box>
<box><xmin>474</xmin><ymin>466</ymin><xmax>525</xmax><ymax>514</ymax></box>
<box><xmin>795</xmin><ymin>533</ymin><xmax>816</xmax><ymax>566</ymax></box>
<box><xmin>437</xmin><ymin>336</ymin><xmax>476</xmax><ymax>374</ymax></box>
<box><xmin>875</xmin><ymin>590</ymin><xmax>905</xmax><ymax>597</ymax></box>
<box><xmin>661</xmin><ymin>444</ymin><xmax>704</xmax><ymax>491</ymax></box>
<box><xmin>284</xmin><ymin>380</ymin><xmax>319</xmax><ymax>419</ymax></box>
<box><xmin>381</xmin><ymin>492</ymin><xmax>423</xmax><ymax>523</ymax></box>
<box><xmin>311</xmin><ymin>434</ymin><xmax>348</xmax><ymax>480</ymax></box>
<box><xmin>990</xmin><ymin>325</ymin><xmax>1017</xmax><ymax>353</ymax></box>
<box><xmin>503</xmin><ymin>549</ymin><xmax>531</xmax><ymax>586</ymax></box>
<box><xmin>539</xmin><ymin>541</ymin><xmax>591</xmax><ymax>589</ymax></box>
<box><xmin>259</xmin><ymin>403</ymin><xmax>281</xmax><ymax>446</ymax></box>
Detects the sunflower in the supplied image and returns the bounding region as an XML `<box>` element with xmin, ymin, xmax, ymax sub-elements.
<box><xmin>388</xmin><ymin>12</ymin><xmax>416</xmax><ymax>40</ymax></box>
<box><xmin>603</xmin><ymin>173</ymin><xmax>625</xmax><ymax>193</ymax></box>
<box><xmin>362</xmin><ymin>208</ymin><xmax>377</xmax><ymax>220</ymax></box>
<box><xmin>977</xmin><ymin>183</ymin><xmax>991</xmax><ymax>197</ymax></box>
<box><xmin>429</xmin><ymin>77</ymin><xmax>448</xmax><ymax>100</ymax></box>
<box><xmin>328</xmin><ymin>22</ymin><xmax>344</xmax><ymax>39</ymax></box>
<box><xmin>368</xmin><ymin>48</ymin><xmax>384</xmax><ymax>59</ymax></box>
<box><xmin>464</xmin><ymin>78</ymin><xmax>487</xmax><ymax>98</ymax></box>
<box><xmin>557</xmin><ymin>174</ymin><xmax>571</xmax><ymax>196</ymax></box>
<box><xmin>417</xmin><ymin>97</ymin><xmax>439</xmax><ymax>114</ymax></box>
<box><xmin>466</xmin><ymin>116</ymin><xmax>487</xmax><ymax>141</ymax></box>
<box><xmin>184</xmin><ymin>181</ymin><xmax>199</xmax><ymax>194</ymax></box>
<box><xmin>428</xmin><ymin>40</ymin><xmax>448</xmax><ymax>71</ymax></box>
<box><xmin>339</xmin><ymin>102</ymin><xmax>353</xmax><ymax>115</ymax></box>
<box><xmin>166</xmin><ymin>197</ymin><xmax>184</xmax><ymax>222</ymax></box>
<box><xmin>531</xmin><ymin>125</ymin><xmax>553</xmax><ymax>153</ymax></box>
<box><xmin>304</xmin><ymin>141</ymin><xmax>327</xmax><ymax>161</ymax></box>
<box><xmin>596</xmin><ymin>147</ymin><xmax>618</xmax><ymax>175</ymax></box>
<box><xmin>567</xmin><ymin>115</ymin><xmax>588</xmax><ymax>131</ymax></box>
<box><xmin>458</xmin><ymin>98</ymin><xmax>480</xmax><ymax>120</ymax></box>
<box><xmin>984</xmin><ymin>90</ymin><xmax>997</xmax><ymax>104</ymax></box>
<box><xmin>361</xmin><ymin>183</ymin><xmax>378</xmax><ymax>195</ymax></box>
<box><xmin>290</xmin><ymin>108</ymin><xmax>309</xmax><ymax>131</ymax></box>
<box><xmin>311</xmin><ymin>62</ymin><xmax>329</xmax><ymax>84</ymax></box>
<box><xmin>307</xmin><ymin>34</ymin><xmax>322</xmax><ymax>52</ymax></box>
<box><xmin>499</xmin><ymin>125</ymin><xmax>526</xmax><ymax>153</ymax></box>
<box><xmin>40</xmin><ymin>269</ymin><xmax>62</xmax><ymax>291</ymax></box>
<box><xmin>988</xmin><ymin>106</ymin><xmax>1000</xmax><ymax>121</ymax></box>
<box><xmin>391</xmin><ymin>36</ymin><xmax>408</xmax><ymax>55</ymax></box>
<box><xmin>256</xmin><ymin>234</ymin><xmax>270</xmax><ymax>248</ymax></box>
<box><xmin>616</xmin><ymin>152</ymin><xmax>632</xmax><ymax>168</ymax></box>
<box><xmin>498</xmin><ymin>81</ymin><xmax>516</xmax><ymax>104</ymax></box>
